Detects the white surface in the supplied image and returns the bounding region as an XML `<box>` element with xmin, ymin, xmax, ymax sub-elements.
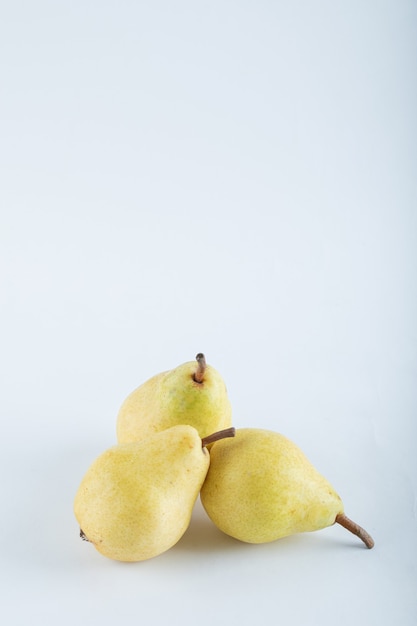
<box><xmin>1</xmin><ymin>1</ymin><xmax>416</xmax><ymax>624</ymax></box>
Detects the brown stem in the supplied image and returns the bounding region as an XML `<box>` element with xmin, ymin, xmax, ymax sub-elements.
<box><xmin>80</xmin><ymin>528</ymin><xmax>90</xmax><ymax>542</ymax></box>
<box><xmin>202</xmin><ymin>427</ymin><xmax>236</xmax><ymax>448</ymax></box>
<box><xmin>335</xmin><ymin>513</ymin><xmax>374</xmax><ymax>549</ymax></box>
<box><xmin>194</xmin><ymin>353</ymin><xmax>206</xmax><ymax>383</ymax></box>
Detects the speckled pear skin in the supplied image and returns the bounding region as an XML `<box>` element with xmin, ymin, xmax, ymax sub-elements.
<box><xmin>116</xmin><ymin>359</ymin><xmax>232</xmax><ymax>444</ymax></box>
<box><xmin>74</xmin><ymin>425</ymin><xmax>210</xmax><ymax>562</ymax></box>
<box><xmin>200</xmin><ymin>428</ymin><xmax>344</xmax><ymax>544</ymax></box>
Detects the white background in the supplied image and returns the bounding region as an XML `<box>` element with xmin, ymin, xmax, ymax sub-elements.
<box><xmin>1</xmin><ymin>1</ymin><xmax>416</xmax><ymax>624</ymax></box>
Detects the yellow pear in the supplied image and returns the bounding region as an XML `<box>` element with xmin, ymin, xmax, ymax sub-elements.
<box><xmin>74</xmin><ymin>425</ymin><xmax>235</xmax><ymax>562</ymax></box>
<box><xmin>200</xmin><ymin>428</ymin><xmax>374</xmax><ymax>548</ymax></box>
<box><xmin>116</xmin><ymin>353</ymin><xmax>232</xmax><ymax>444</ymax></box>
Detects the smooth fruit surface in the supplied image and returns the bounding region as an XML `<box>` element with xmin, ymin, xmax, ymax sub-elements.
<box><xmin>74</xmin><ymin>425</ymin><xmax>210</xmax><ymax>561</ymax></box>
<box><xmin>116</xmin><ymin>355</ymin><xmax>232</xmax><ymax>443</ymax></box>
<box><xmin>200</xmin><ymin>428</ymin><xmax>344</xmax><ymax>544</ymax></box>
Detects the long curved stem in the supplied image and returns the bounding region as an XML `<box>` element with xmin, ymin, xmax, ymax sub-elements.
<box><xmin>335</xmin><ymin>513</ymin><xmax>374</xmax><ymax>549</ymax></box>
<box><xmin>202</xmin><ymin>427</ymin><xmax>236</xmax><ymax>448</ymax></box>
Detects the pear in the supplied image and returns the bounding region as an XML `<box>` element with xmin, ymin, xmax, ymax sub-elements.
<box><xmin>74</xmin><ymin>425</ymin><xmax>235</xmax><ymax>562</ymax></box>
<box><xmin>200</xmin><ymin>428</ymin><xmax>374</xmax><ymax>549</ymax></box>
<box><xmin>116</xmin><ymin>353</ymin><xmax>232</xmax><ymax>444</ymax></box>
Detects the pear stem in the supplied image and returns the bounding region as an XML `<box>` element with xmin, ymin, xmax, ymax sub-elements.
<box><xmin>201</xmin><ymin>427</ymin><xmax>236</xmax><ymax>448</ymax></box>
<box><xmin>335</xmin><ymin>513</ymin><xmax>374</xmax><ymax>549</ymax></box>
<box><xmin>194</xmin><ymin>353</ymin><xmax>206</xmax><ymax>383</ymax></box>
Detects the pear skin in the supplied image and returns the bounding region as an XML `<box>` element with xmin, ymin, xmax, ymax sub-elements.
<box><xmin>74</xmin><ymin>425</ymin><xmax>210</xmax><ymax>562</ymax></box>
<box><xmin>200</xmin><ymin>428</ymin><xmax>374</xmax><ymax>548</ymax></box>
<box><xmin>116</xmin><ymin>354</ymin><xmax>232</xmax><ymax>444</ymax></box>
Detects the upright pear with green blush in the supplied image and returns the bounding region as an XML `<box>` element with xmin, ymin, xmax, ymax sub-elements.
<box><xmin>74</xmin><ymin>425</ymin><xmax>235</xmax><ymax>562</ymax></box>
<box><xmin>200</xmin><ymin>428</ymin><xmax>374</xmax><ymax>549</ymax></box>
<box><xmin>116</xmin><ymin>353</ymin><xmax>232</xmax><ymax>444</ymax></box>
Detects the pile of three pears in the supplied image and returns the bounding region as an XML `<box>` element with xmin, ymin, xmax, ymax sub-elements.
<box><xmin>74</xmin><ymin>353</ymin><xmax>374</xmax><ymax>563</ymax></box>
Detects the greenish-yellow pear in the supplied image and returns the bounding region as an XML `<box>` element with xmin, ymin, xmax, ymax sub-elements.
<box><xmin>74</xmin><ymin>425</ymin><xmax>235</xmax><ymax>562</ymax></box>
<box><xmin>200</xmin><ymin>428</ymin><xmax>374</xmax><ymax>548</ymax></box>
<box><xmin>116</xmin><ymin>353</ymin><xmax>232</xmax><ymax>444</ymax></box>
